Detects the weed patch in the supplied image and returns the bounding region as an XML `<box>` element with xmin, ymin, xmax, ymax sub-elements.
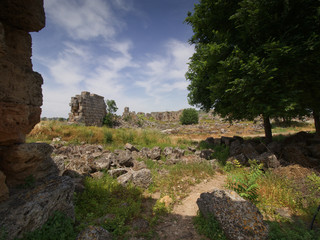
<box><xmin>17</xmin><ymin>212</ymin><xmax>77</xmax><ymax>240</ymax></box>
<box><xmin>75</xmin><ymin>174</ymin><xmax>142</xmax><ymax>238</ymax></box>
<box><xmin>193</xmin><ymin>212</ymin><xmax>227</xmax><ymax>240</ymax></box>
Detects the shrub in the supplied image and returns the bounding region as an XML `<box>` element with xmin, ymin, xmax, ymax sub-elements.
<box><xmin>180</xmin><ymin>108</ymin><xmax>199</xmax><ymax>125</ymax></box>
<box><xmin>226</xmin><ymin>160</ymin><xmax>263</xmax><ymax>203</ymax></box>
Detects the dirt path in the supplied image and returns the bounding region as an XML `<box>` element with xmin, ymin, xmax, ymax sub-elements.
<box><xmin>155</xmin><ymin>173</ymin><xmax>227</xmax><ymax>240</ymax></box>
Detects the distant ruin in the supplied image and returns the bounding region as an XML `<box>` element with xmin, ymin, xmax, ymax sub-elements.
<box><xmin>123</xmin><ymin>107</ymin><xmax>183</xmax><ymax>122</ymax></box>
<box><xmin>69</xmin><ymin>91</ymin><xmax>106</xmax><ymax>126</ymax></box>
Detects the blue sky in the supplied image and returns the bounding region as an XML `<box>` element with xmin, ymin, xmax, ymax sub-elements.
<box><xmin>31</xmin><ymin>0</ymin><xmax>198</xmax><ymax>118</ymax></box>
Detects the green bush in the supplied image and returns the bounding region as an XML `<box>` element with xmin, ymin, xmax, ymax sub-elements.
<box><xmin>180</xmin><ymin>108</ymin><xmax>199</xmax><ymax>125</ymax></box>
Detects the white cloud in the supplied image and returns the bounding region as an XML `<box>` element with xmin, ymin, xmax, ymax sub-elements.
<box><xmin>45</xmin><ymin>0</ymin><xmax>123</xmax><ymax>40</ymax></box>
<box><xmin>135</xmin><ymin>39</ymin><xmax>194</xmax><ymax>98</ymax></box>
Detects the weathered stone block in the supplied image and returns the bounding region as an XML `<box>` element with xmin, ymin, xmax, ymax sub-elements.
<box><xmin>0</xmin><ymin>176</ymin><xmax>74</xmax><ymax>240</ymax></box>
<box><xmin>197</xmin><ymin>189</ymin><xmax>268</xmax><ymax>240</ymax></box>
<box><xmin>0</xmin><ymin>143</ymin><xmax>58</xmax><ymax>186</ymax></box>
<box><xmin>0</xmin><ymin>0</ymin><xmax>45</xmax><ymax>32</ymax></box>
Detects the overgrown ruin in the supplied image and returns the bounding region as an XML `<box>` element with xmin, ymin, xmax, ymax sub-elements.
<box><xmin>69</xmin><ymin>91</ymin><xmax>106</xmax><ymax>127</ymax></box>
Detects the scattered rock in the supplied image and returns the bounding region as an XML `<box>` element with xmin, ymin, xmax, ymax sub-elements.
<box><xmin>91</xmin><ymin>157</ymin><xmax>111</xmax><ymax>171</ymax></box>
<box><xmin>132</xmin><ymin>169</ymin><xmax>152</xmax><ymax>189</ymax></box>
<box><xmin>108</xmin><ymin>168</ymin><xmax>128</xmax><ymax>178</ymax></box>
<box><xmin>159</xmin><ymin>195</ymin><xmax>173</xmax><ymax>208</ymax></box>
<box><xmin>116</xmin><ymin>150</ymin><xmax>134</xmax><ymax>167</ymax></box>
<box><xmin>125</xmin><ymin>143</ymin><xmax>139</xmax><ymax>152</ymax></box>
<box><xmin>197</xmin><ymin>189</ymin><xmax>268</xmax><ymax>240</ymax></box>
<box><xmin>117</xmin><ymin>172</ymin><xmax>133</xmax><ymax>186</ymax></box>
<box><xmin>149</xmin><ymin>146</ymin><xmax>161</xmax><ymax>160</ymax></box>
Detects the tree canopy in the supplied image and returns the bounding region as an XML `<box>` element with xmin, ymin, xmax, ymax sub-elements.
<box><xmin>185</xmin><ymin>0</ymin><xmax>320</xmax><ymax>141</ymax></box>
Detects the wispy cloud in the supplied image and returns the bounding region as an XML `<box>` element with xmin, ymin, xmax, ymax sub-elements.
<box><xmin>135</xmin><ymin>39</ymin><xmax>194</xmax><ymax>99</ymax></box>
<box><xmin>45</xmin><ymin>0</ymin><xmax>123</xmax><ymax>40</ymax></box>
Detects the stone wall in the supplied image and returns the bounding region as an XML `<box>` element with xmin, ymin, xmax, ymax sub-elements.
<box><xmin>0</xmin><ymin>2</ymin><xmax>74</xmax><ymax>238</ymax></box>
<box><xmin>69</xmin><ymin>91</ymin><xmax>106</xmax><ymax>127</ymax></box>
<box><xmin>123</xmin><ymin>107</ymin><xmax>183</xmax><ymax>122</ymax></box>
<box><xmin>149</xmin><ymin>110</ymin><xmax>183</xmax><ymax>122</ymax></box>
<box><xmin>0</xmin><ymin>0</ymin><xmax>45</xmax><ymax>202</ymax></box>
<box><xmin>0</xmin><ymin>0</ymin><xmax>45</xmax><ymax>146</ymax></box>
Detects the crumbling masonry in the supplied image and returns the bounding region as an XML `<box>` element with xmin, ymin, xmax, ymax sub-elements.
<box><xmin>69</xmin><ymin>91</ymin><xmax>106</xmax><ymax>126</ymax></box>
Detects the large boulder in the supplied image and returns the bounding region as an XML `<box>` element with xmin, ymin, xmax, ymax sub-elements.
<box><xmin>256</xmin><ymin>152</ymin><xmax>280</xmax><ymax>168</ymax></box>
<box><xmin>0</xmin><ymin>176</ymin><xmax>74</xmax><ymax>240</ymax></box>
<box><xmin>0</xmin><ymin>143</ymin><xmax>58</xmax><ymax>186</ymax></box>
<box><xmin>0</xmin><ymin>170</ymin><xmax>9</xmax><ymax>202</ymax></box>
<box><xmin>197</xmin><ymin>189</ymin><xmax>268</xmax><ymax>240</ymax></box>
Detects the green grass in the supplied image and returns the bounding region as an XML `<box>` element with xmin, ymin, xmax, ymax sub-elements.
<box><xmin>145</xmin><ymin>159</ymin><xmax>215</xmax><ymax>202</ymax></box>
<box><xmin>268</xmin><ymin>220</ymin><xmax>320</xmax><ymax>240</ymax></box>
<box><xmin>75</xmin><ymin>174</ymin><xmax>142</xmax><ymax>238</ymax></box>
<box><xmin>17</xmin><ymin>212</ymin><xmax>77</xmax><ymax>240</ymax></box>
<box><xmin>193</xmin><ymin>212</ymin><xmax>227</xmax><ymax>240</ymax></box>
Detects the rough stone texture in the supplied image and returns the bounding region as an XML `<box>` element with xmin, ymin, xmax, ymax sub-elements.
<box><xmin>0</xmin><ymin>176</ymin><xmax>74</xmax><ymax>240</ymax></box>
<box><xmin>0</xmin><ymin>143</ymin><xmax>58</xmax><ymax>186</ymax></box>
<box><xmin>0</xmin><ymin>0</ymin><xmax>45</xmax><ymax>32</ymax></box>
<box><xmin>256</xmin><ymin>152</ymin><xmax>280</xmax><ymax>168</ymax></box>
<box><xmin>131</xmin><ymin>169</ymin><xmax>152</xmax><ymax>188</ymax></box>
<box><xmin>197</xmin><ymin>189</ymin><xmax>268</xmax><ymax>240</ymax></box>
<box><xmin>77</xmin><ymin>226</ymin><xmax>112</xmax><ymax>240</ymax></box>
<box><xmin>0</xmin><ymin>0</ymin><xmax>44</xmax><ymax>145</ymax></box>
<box><xmin>69</xmin><ymin>91</ymin><xmax>106</xmax><ymax>126</ymax></box>
<box><xmin>122</xmin><ymin>107</ymin><xmax>183</xmax><ymax>122</ymax></box>
<box><xmin>149</xmin><ymin>110</ymin><xmax>183</xmax><ymax>122</ymax></box>
<box><xmin>0</xmin><ymin>170</ymin><xmax>9</xmax><ymax>202</ymax></box>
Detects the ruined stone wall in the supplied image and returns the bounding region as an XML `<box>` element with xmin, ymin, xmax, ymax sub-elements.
<box><xmin>149</xmin><ymin>110</ymin><xmax>183</xmax><ymax>122</ymax></box>
<box><xmin>69</xmin><ymin>91</ymin><xmax>106</xmax><ymax>127</ymax></box>
<box><xmin>0</xmin><ymin>0</ymin><xmax>45</xmax><ymax>202</ymax></box>
<box><xmin>122</xmin><ymin>108</ymin><xmax>183</xmax><ymax>122</ymax></box>
<box><xmin>0</xmin><ymin>0</ymin><xmax>45</xmax><ymax>146</ymax></box>
<box><xmin>0</xmin><ymin>3</ymin><xmax>74</xmax><ymax>238</ymax></box>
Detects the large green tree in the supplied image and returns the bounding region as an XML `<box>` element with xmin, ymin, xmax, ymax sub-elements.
<box><xmin>185</xmin><ymin>0</ymin><xmax>320</xmax><ymax>141</ymax></box>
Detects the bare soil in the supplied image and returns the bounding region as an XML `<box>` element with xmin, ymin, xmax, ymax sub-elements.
<box><xmin>154</xmin><ymin>173</ymin><xmax>227</xmax><ymax>240</ymax></box>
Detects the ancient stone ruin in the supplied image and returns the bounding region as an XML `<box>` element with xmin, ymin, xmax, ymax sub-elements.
<box><xmin>123</xmin><ymin>107</ymin><xmax>183</xmax><ymax>122</ymax></box>
<box><xmin>69</xmin><ymin>91</ymin><xmax>106</xmax><ymax>127</ymax></box>
<box><xmin>0</xmin><ymin>1</ymin><xmax>74</xmax><ymax>239</ymax></box>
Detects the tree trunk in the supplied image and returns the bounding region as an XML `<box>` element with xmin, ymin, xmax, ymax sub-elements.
<box><xmin>313</xmin><ymin>110</ymin><xmax>320</xmax><ymax>136</ymax></box>
<box><xmin>263</xmin><ymin>115</ymin><xmax>272</xmax><ymax>143</ymax></box>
